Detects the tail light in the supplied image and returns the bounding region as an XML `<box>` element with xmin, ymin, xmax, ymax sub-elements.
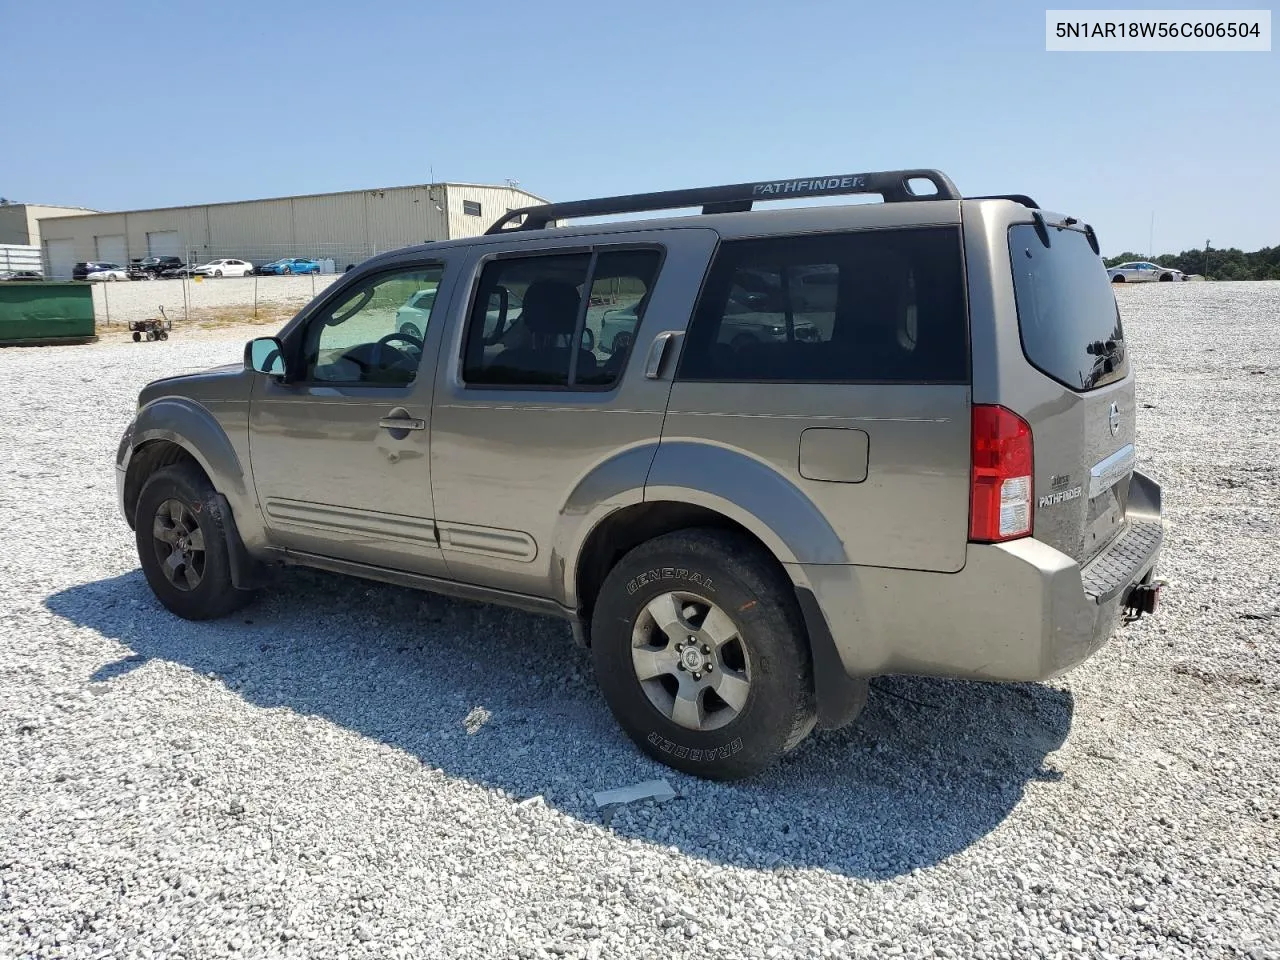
<box><xmin>970</xmin><ymin>405</ymin><xmax>1034</xmax><ymax>542</ymax></box>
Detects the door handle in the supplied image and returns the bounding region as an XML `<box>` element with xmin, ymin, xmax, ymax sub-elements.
<box><xmin>644</xmin><ymin>332</ymin><xmax>675</xmax><ymax>380</ymax></box>
<box><xmin>379</xmin><ymin>416</ymin><xmax>426</xmax><ymax>431</ymax></box>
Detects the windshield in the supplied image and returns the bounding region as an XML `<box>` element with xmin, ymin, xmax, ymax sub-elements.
<box><xmin>1009</xmin><ymin>224</ymin><xmax>1127</xmax><ymax>391</ymax></box>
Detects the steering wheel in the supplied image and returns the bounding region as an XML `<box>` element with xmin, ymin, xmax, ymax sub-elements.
<box><xmin>369</xmin><ymin>331</ymin><xmax>423</xmax><ymax>369</ymax></box>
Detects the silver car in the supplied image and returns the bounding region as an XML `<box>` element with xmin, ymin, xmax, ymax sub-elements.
<box><xmin>1108</xmin><ymin>260</ymin><xmax>1184</xmax><ymax>282</ymax></box>
<box><xmin>116</xmin><ymin>169</ymin><xmax>1165</xmax><ymax>780</ymax></box>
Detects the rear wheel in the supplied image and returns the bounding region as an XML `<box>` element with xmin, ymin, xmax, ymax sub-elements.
<box><xmin>145</xmin><ymin>330</ymin><xmax>155</xmax><ymax>341</ymax></box>
<box><xmin>132</xmin><ymin>331</ymin><xmax>141</xmax><ymax>342</ymax></box>
<box><xmin>590</xmin><ymin>528</ymin><xmax>816</xmax><ymax>780</ymax></box>
<box><xmin>135</xmin><ymin>464</ymin><xmax>253</xmax><ymax>620</ymax></box>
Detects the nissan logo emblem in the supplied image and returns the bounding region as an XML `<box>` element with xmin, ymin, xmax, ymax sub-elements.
<box><xmin>1108</xmin><ymin>402</ymin><xmax>1121</xmax><ymax>437</ymax></box>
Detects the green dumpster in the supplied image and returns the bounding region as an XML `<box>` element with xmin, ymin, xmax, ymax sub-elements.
<box><xmin>0</xmin><ymin>282</ymin><xmax>97</xmax><ymax>346</ymax></box>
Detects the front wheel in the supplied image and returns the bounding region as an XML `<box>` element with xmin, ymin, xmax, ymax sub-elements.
<box><xmin>1112</xmin><ymin>274</ymin><xmax>1126</xmax><ymax>283</ymax></box>
<box><xmin>135</xmin><ymin>464</ymin><xmax>254</xmax><ymax>620</ymax></box>
<box><xmin>591</xmin><ymin>528</ymin><xmax>816</xmax><ymax>780</ymax></box>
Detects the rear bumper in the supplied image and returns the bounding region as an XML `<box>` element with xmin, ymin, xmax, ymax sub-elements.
<box><xmin>793</xmin><ymin>470</ymin><xmax>1164</xmax><ymax>683</ymax></box>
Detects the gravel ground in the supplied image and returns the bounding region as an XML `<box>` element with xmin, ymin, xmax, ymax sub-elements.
<box><xmin>1</xmin><ymin>281</ymin><xmax>1278</xmax><ymax>960</ymax></box>
<box><xmin>90</xmin><ymin>275</ymin><xmax>341</xmax><ymax>326</ymax></box>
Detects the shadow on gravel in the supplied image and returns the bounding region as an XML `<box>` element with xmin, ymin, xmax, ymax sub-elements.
<box><xmin>47</xmin><ymin>569</ymin><xmax>1073</xmax><ymax>880</ymax></box>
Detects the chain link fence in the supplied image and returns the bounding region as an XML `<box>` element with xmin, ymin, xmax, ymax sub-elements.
<box><xmin>89</xmin><ymin>241</ymin><xmax>392</xmax><ymax>328</ymax></box>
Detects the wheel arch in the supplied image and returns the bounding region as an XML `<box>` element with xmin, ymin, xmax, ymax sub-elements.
<box><xmin>563</xmin><ymin>440</ymin><xmax>845</xmax><ymax>617</ymax></box>
<box><xmin>122</xmin><ymin>399</ymin><xmax>250</xmax><ymax>530</ymax></box>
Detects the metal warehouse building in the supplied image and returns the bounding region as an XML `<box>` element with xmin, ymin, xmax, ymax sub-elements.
<box><xmin>0</xmin><ymin>201</ymin><xmax>98</xmax><ymax>248</ymax></box>
<box><xmin>36</xmin><ymin>182</ymin><xmax>547</xmax><ymax>279</ymax></box>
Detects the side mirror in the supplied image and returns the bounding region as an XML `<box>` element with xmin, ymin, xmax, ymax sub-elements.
<box><xmin>245</xmin><ymin>337</ymin><xmax>286</xmax><ymax>377</ymax></box>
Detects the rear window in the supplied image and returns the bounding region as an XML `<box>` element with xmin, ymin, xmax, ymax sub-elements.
<box><xmin>1009</xmin><ymin>224</ymin><xmax>1127</xmax><ymax>391</ymax></box>
<box><xmin>677</xmin><ymin>228</ymin><xmax>968</xmax><ymax>383</ymax></box>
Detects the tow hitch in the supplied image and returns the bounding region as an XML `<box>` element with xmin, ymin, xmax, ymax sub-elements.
<box><xmin>1123</xmin><ymin>576</ymin><xmax>1166</xmax><ymax>622</ymax></box>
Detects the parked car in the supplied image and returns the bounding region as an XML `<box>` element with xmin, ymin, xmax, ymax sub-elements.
<box><xmin>193</xmin><ymin>258</ymin><xmax>254</xmax><ymax>278</ymax></box>
<box><xmin>0</xmin><ymin>270</ymin><xmax>43</xmax><ymax>281</ymax></box>
<box><xmin>257</xmin><ymin>257</ymin><xmax>320</xmax><ymax>275</ymax></box>
<box><xmin>394</xmin><ymin>288</ymin><xmax>438</xmax><ymax>339</ymax></box>
<box><xmin>1107</xmin><ymin>261</ymin><xmax>1185</xmax><ymax>282</ymax></box>
<box><xmin>599</xmin><ymin>283</ymin><xmax>822</xmax><ymax>356</ymax></box>
<box><xmin>159</xmin><ymin>264</ymin><xmax>198</xmax><ymax>279</ymax></box>
<box><xmin>128</xmin><ymin>256</ymin><xmax>185</xmax><ymax>280</ymax></box>
<box><xmin>116</xmin><ymin>168</ymin><xmax>1165</xmax><ymax>780</ymax></box>
<box><xmin>73</xmin><ymin>261</ymin><xmax>129</xmax><ymax>282</ymax></box>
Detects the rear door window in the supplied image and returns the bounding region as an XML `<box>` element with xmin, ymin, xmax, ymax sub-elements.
<box><xmin>677</xmin><ymin>228</ymin><xmax>968</xmax><ymax>383</ymax></box>
<box><xmin>1009</xmin><ymin>225</ymin><xmax>1127</xmax><ymax>391</ymax></box>
<box><xmin>462</xmin><ymin>248</ymin><xmax>662</xmax><ymax>390</ymax></box>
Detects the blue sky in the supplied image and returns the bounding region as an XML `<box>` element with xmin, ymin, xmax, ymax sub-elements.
<box><xmin>2</xmin><ymin>0</ymin><xmax>1276</xmax><ymax>255</ymax></box>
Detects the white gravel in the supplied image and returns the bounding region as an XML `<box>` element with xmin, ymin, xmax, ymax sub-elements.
<box><xmin>1</xmin><ymin>281</ymin><xmax>1278</xmax><ymax>960</ymax></box>
<box><xmin>89</xmin><ymin>275</ymin><xmax>341</xmax><ymax>326</ymax></box>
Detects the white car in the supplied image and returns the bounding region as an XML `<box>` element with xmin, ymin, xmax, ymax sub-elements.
<box><xmin>1107</xmin><ymin>261</ymin><xmax>1185</xmax><ymax>283</ymax></box>
<box><xmin>193</xmin><ymin>258</ymin><xmax>254</xmax><ymax>278</ymax></box>
<box><xmin>84</xmin><ymin>264</ymin><xmax>130</xmax><ymax>282</ymax></box>
<box><xmin>395</xmin><ymin>288</ymin><xmax>438</xmax><ymax>338</ymax></box>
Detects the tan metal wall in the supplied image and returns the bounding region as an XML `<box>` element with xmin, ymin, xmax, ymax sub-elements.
<box><xmin>34</xmin><ymin>183</ymin><xmax>550</xmax><ymax>273</ymax></box>
<box><xmin>0</xmin><ymin>204</ymin><xmax>96</xmax><ymax>247</ymax></box>
<box><xmin>0</xmin><ymin>207</ymin><xmax>31</xmax><ymax>246</ymax></box>
<box><xmin>444</xmin><ymin>184</ymin><xmax>545</xmax><ymax>238</ymax></box>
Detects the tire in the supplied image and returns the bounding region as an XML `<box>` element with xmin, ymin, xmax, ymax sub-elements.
<box><xmin>215</xmin><ymin>269</ymin><xmax>223</xmax><ymax>277</ymax></box>
<box><xmin>145</xmin><ymin>330</ymin><xmax>155</xmax><ymax>341</ymax></box>
<box><xmin>132</xmin><ymin>331</ymin><xmax>141</xmax><ymax>342</ymax></box>
<box><xmin>1159</xmin><ymin>273</ymin><xmax>1173</xmax><ymax>282</ymax></box>
<box><xmin>282</xmin><ymin>266</ymin><xmax>292</xmax><ymax>275</ymax></box>
<box><xmin>107</xmin><ymin>274</ymin><xmax>117</xmax><ymax>282</ymax></box>
<box><xmin>135</xmin><ymin>463</ymin><xmax>253</xmax><ymax>620</ymax></box>
<box><xmin>158</xmin><ymin>330</ymin><xmax>168</xmax><ymax>340</ymax></box>
<box><xmin>590</xmin><ymin>528</ymin><xmax>816</xmax><ymax>780</ymax></box>
<box><xmin>1112</xmin><ymin>274</ymin><xmax>1126</xmax><ymax>283</ymax></box>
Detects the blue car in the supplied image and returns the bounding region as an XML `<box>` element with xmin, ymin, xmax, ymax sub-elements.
<box><xmin>258</xmin><ymin>257</ymin><xmax>321</xmax><ymax>275</ymax></box>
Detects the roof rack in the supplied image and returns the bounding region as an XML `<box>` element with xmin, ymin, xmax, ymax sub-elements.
<box><xmin>965</xmin><ymin>193</ymin><xmax>1041</xmax><ymax>210</ymax></box>
<box><xmin>485</xmin><ymin>168</ymin><xmax>961</xmax><ymax>234</ymax></box>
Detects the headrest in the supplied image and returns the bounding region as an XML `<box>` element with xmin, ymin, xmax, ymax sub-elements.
<box><xmin>520</xmin><ymin>280</ymin><xmax>582</xmax><ymax>336</ymax></box>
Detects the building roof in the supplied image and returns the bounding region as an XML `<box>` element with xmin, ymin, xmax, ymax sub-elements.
<box><xmin>0</xmin><ymin>202</ymin><xmax>98</xmax><ymax>213</ymax></box>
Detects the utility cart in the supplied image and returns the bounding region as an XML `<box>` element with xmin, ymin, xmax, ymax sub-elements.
<box><xmin>129</xmin><ymin>306</ymin><xmax>171</xmax><ymax>342</ymax></box>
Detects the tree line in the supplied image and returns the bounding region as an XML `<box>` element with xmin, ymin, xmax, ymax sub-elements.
<box><xmin>1105</xmin><ymin>245</ymin><xmax>1280</xmax><ymax>281</ymax></box>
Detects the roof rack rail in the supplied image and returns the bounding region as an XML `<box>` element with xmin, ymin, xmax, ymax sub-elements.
<box><xmin>966</xmin><ymin>193</ymin><xmax>1040</xmax><ymax>210</ymax></box>
<box><xmin>485</xmin><ymin>168</ymin><xmax>961</xmax><ymax>234</ymax></box>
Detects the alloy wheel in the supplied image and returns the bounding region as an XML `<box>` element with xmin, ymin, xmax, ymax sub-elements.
<box><xmin>630</xmin><ymin>591</ymin><xmax>752</xmax><ymax>731</ymax></box>
<box><xmin>151</xmin><ymin>499</ymin><xmax>206</xmax><ymax>591</ymax></box>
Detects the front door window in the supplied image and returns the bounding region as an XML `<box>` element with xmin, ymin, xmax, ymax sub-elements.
<box><xmin>301</xmin><ymin>266</ymin><xmax>443</xmax><ymax>385</ymax></box>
